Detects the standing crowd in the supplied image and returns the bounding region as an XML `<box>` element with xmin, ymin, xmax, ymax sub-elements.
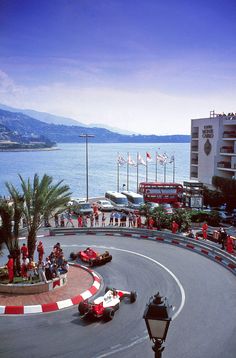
<box><xmin>6</xmin><ymin>241</ymin><xmax>69</xmax><ymax>284</ymax></box>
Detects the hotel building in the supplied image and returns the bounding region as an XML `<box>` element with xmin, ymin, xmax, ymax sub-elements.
<box><xmin>190</xmin><ymin>111</ymin><xmax>236</xmax><ymax>186</ymax></box>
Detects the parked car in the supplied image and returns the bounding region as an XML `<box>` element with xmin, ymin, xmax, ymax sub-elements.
<box><xmin>161</xmin><ymin>203</ymin><xmax>174</xmax><ymax>214</ymax></box>
<box><xmin>96</xmin><ymin>199</ymin><xmax>114</xmax><ymax>212</ymax></box>
<box><xmin>68</xmin><ymin>198</ymin><xmax>93</xmax><ymax>215</ymax></box>
<box><xmin>139</xmin><ymin>202</ymin><xmax>160</xmax><ymax>215</ymax></box>
<box><xmin>217</xmin><ymin>211</ymin><xmax>234</xmax><ymax>223</ymax></box>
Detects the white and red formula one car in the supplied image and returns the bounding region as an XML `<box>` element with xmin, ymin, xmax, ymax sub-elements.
<box><xmin>78</xmin><ymin>287</ymin><xmax>137</xmax><ymax>321</ymax></box>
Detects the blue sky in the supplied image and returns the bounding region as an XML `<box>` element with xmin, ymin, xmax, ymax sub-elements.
<box><xmin>0</xmin><ymin>0</ymin><xmax>236</xmax><ymax>134</ymax></box>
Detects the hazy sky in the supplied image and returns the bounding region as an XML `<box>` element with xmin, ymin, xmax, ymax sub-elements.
<box><xmin>0</xmin><ymin>0</ymin><xmax>236</xmax><ymax>134</ymax></box>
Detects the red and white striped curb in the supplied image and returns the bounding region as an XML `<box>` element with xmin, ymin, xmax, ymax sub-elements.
<box><xmin>0</xmin><ymin>263</ymin><xmax>101</xmax><ymax>315</ymax></box>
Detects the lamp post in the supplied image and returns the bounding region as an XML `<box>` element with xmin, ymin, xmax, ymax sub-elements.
<box><xmin>79</xmin><ymin>134</ymin><xmax>94</xmax><ymax>202</ymax></box>
<box><xmin>143</xmin><ymin>292</ymin><xmax>172</xmax><ymax>358</ymax></box>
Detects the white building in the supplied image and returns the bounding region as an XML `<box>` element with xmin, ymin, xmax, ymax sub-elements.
<box><xmin>190</xmin><ymin>111</ymin><xmax>236</xmax><ymax>185</ymax></box>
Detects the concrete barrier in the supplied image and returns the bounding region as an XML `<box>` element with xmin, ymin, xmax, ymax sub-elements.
<box><xmin>0</xmin><ymin>273</ymin><xmax>67</xmax><ymax>294</ymax></box>
<box><xmin>49</xmin><ymin>227</ymin><xmax>236</xmax><ymax>275</ymax></box>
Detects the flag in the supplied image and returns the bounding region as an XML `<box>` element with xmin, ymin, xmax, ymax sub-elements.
<box><xmin>137</xmin><ymin>153</ymin><xmax>146</xmax><ymax>166</ymax></box>
<box><xmin>117</xmin><ymin>154</ymin><xmax>126</xmax><ymax>165</ymax></box>
<box><xmin>146</xmin><ymin>152</ymin><xmax>152</xmax><ymax>162</ymax></box>
<box><xmin>169</xmin><ymin>155</ymin><xmax>175</xmax><ymax>164</ymax></box>
<box><xmin>156</xmin><ymin>153</ymin><xmax>167</xmax><ymax>165</ymax></box>
<box><xmin>127</xmin><ymin>154</ymin><xmax>136</xmax><ymax>166</ymax></box>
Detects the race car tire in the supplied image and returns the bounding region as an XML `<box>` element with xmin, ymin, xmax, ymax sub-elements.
<box><xmin>70</xmin><ymin>252</ymin><xmax>77</xmax><ymax>260</ymax></box>
<box><xmin>130</xmin><ymin>291</ymin><xmax>137</xmax><ymax>303</ymax></box>
<box><xmin>103</xmin><ymin>308</ymin><xmax>115</xmax><ymax>321</ymax></box>
<box><xmin>78</xmin><ymin>301</ymin><xmax>89</xmax><ymax>315</ymax></box>
<box><xmin>89</xmin><ymin>259</ymin><xmax>94</xmax><ymax>267</ymax></box>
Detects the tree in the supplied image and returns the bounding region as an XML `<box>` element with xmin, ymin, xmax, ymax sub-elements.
<box><xmin>6</xmin><ymin>174</ymin><xmax>71</xmax><ymax>258</ymax></box>
<box><xmin>0</xmin><ymin>192</ymin><xmax>23</xmax><ymax>274</ymax></box>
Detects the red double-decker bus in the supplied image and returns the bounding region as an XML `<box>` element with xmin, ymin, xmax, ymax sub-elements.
<box><xmin>139</xmin><ymin>182</ymin><xmax>183</xmax><ymax>206</ymax></box>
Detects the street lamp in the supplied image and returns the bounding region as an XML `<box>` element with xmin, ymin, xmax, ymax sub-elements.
<box><xmin>79</xmin><ymin>134</ymin><xmax>94</xmax><ymax>202</ymax></box>
<box><xmin>143</xmin><ymin>292</ymin><xmax>172</xmax><ymax>358</ymax></box>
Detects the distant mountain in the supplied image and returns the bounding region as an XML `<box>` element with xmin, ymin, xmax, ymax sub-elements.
<box><xmin>0</xmin><ymin>103</ymin><xmax>135</xmax><ymax>134</ymax></box>
<box><xmin>0</xmin><ymin>108</ymin><xmax>190</xmax><ymax>143</ymax></box>
<box><xmin>0</xmin><ymin>103</ymin><xmax>83</xmax><ymax>126</ymax></box>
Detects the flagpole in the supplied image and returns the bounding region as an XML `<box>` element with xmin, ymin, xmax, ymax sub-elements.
<box><xmin>173</xmin><ymin>157</ymin><xmax>175</xmax><ymax>183</ymax></box>
<box><xmin>164</xmin><ymin>163</ymin><xmax>166</xmax><ymax>183</ymax></box>
<box><xmin>137</xmin><ymin>152</ymin><xmax>139</xmax><ymax>193</ymax></box>
<box><xmin>117</xmin><ymin>152</ymin><xmax>120</xmax><ymax>192</ymax></box>
<box><xmin>155</xmin><ymin>151</ymin><xmax>157</xmax><ymax>182</ymax></box>
<box><xmin>127</xmin><ymin>152</ymin><xmax>129</xmax><ymax>191</ymax></box>
<box><xmin>146</xmin><ymin>154</ymin><xmax>148</xmax><ymax>182</ymax></box>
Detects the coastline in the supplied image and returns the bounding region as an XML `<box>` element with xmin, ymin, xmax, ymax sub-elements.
<box><xmin>0</xmin><ymin>147</ymin><xmax>60</xmax><ymax>152</ymax></box>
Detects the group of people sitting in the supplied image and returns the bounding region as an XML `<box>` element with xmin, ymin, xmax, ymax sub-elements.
<box><xmin>18</xmin><ymin>241</ymin><xmax>69</xmax><ymax>283</ymax></box>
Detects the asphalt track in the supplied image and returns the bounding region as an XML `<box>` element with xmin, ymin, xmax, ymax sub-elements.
<box><xmin>0</xmin><ymin>234</ymin><xmax>235</xmax><ymax>358</ymax></box>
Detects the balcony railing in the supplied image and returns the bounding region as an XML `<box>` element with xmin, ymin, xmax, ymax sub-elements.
<box><xmin>220</xmin><ymin>146</ymin><xmax>234</xmax><ymax>153</ymax></box>
<box><xmin>217</xmin><ymin>161</ymin><xmax>231</xmax><ymax>168</ymax></box>
<box><xmin>191</xmin><ymin>146</ymin><xmax>198</xmax><ymax>151</ymax></box>
<box><xmin>223</xmin><ymin>131</ymin><xmax>236</xmax><ymax>138</ymax></box>
<box><xmin>191</xmin><ymin>158</ymin><xmax>198</xmax><ymax>164</ymax></box>
<box><xmin>191</xmin><ymin>172</ymin><xmax>198</xmax><ymax>178</ymax></box>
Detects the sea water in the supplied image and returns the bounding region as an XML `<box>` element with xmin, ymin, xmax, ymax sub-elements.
<box><xmin>0</xmin><ymin>142</ymin><xmax>190</xmax><ymax>197</ymax></box>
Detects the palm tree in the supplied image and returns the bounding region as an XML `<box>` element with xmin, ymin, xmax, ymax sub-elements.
<box><xmin>12</xmin><ymin>174</ymin><xmax>71</xmax><ymax>258</ymax></box>
<box><xmin>0</xmin><ymin>192</ymin><xmax>23</xmax><ymax>274</ymax></box>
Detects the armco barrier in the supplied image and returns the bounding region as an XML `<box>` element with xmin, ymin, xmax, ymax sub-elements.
<box><xmin>49</xmin><ymin>227</ymin><xmax>236</xmax><ymax>275</ymax></box>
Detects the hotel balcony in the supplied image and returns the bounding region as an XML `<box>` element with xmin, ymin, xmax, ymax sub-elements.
<box><xmin>217</xmin><ymin>161</ymin><xmax>231</xmax><ymax>168</ymax></box>
<box><xmin>191</xmin><ymin>132</ymin><xmax>199</xmax><ymax>139</ymax></box>
<box><xmin>191</xmin><ymin>158</ymin><xmax>198</xmax><ymax>165</ymax></box>
<box><xmin>220</xmin><ymin>146</ymin><xmax>234</xmax><ymax>154</ymax></box>
<box><xmin>191</xmin><ymin>172</ymin><xmax>198</xmax><ymax>178</ymax></box>
<box><xmin>223</xmin><ymin>131</ymin><xmax>236</xmax><ymax>138</ymax></box>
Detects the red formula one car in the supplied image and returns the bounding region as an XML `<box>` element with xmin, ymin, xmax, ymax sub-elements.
<box><xmin>78</xmin><ymin>287</ymin><xmax>137</xmax><ymax>321</ymax></box>
<box><xmin>70</xmin><ymin>247</ymin><xmax>112</xmax><ymax>267</ymax></box>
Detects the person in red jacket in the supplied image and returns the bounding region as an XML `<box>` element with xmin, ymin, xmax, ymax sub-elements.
<box><xmin>172</xmin><ymin>221</ymin><xmax>179</xmax><ymax>234</ymax></box>
<box><xmin>148</xmin><ymin>216</ymin><xmax>154</xmax><ymax>230</ymax></box>
<box><xmin>226</xmin><ymin>235</ymin><xmax>234</xmax><ymax>254</ymax></box>
<box><xmin>20</xmin><ymin>243</ymin><xmax>28</xmax><ymax>260</ymax></box>
<box><xmin>37</xmin><ymin>241</ymin><xmax>44</xmax><ymax>261</ymax></box>
<box><xmin>137</xmin><ymin>215</ymin><xmax>142</xmax><ymax>228</ymax></box>
<box><xmin>6</xmin><ymin>255</ymin><xmax>14</xmax><ymax>283</ymax></box>
<box><xmin>202</xmin><ymin>222</ymin><xmax>208</xmax><ymax>240</ymax></box>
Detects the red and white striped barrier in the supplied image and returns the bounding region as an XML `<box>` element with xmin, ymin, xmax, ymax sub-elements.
<box><xmin>0</xmin><ymin>263</ymin><xmax>101</xmax><ymax>315</ymax></box>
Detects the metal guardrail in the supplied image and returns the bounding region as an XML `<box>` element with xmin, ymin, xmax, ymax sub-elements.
<box><xmin>49</xmin><ymin>227</ymin><xmax>236</xmax><ymax>275</ymax></box>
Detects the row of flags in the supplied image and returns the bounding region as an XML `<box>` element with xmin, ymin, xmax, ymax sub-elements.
<box><xmin>117</xmin><ymin>152</ymin><xmax>175</xmax><ymax>167</ymax></box>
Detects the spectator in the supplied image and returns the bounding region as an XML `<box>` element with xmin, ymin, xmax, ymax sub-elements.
<box><xmin>226</xmin><ymin>235</ymin><xmax>234</xmax><ymax>254</ymax></box>
<box><xmin>37</xmin><ymin>260</ymin><xmax>47</xmax><ymax>283</ymax></box>
<box><xmin>60</xmin><ymin>213</ymin><xmax>65</xmax><ymax>227</ymax></box>
<box><xmin>172</xmin><ymin>221</ymin><xmax>179</xmax><ymax>234</ymax></box>
<box><xmin>102</xmin><ymin>212</ymin><xmax>106</xmax><ymax>227</ymax></box>
<box><xmin>6</xmin><ymin>255</ymin><xmax>14</xmax><ymax>283</ymax></box>
<box><xmin>109</xmin><ymin>211</ymin><xmax>114</xmax><ymax>225</ymax></box>
<box><xmin>37</xmin><ymin>241</ymin><xmax>44</xmax><ymax>261</ymax></box>
<box><xmin>66</xmin><ymin>212</ymin><xmax>74</xmax><ymax>227</ymax></box>
<box><xmin>148</xmin><ymin>216</ymin><xmax>154</xmax><ymax>230</ymax></box>
<box><xmin>20</xmin><ymin>243</ymin><xmax>28</xmax><ymax>260</ymax></box>
<box><xmin>202</xmin><ymin>222</ymin><xmax>208</xmax><ymax>240</ymax></box>
<box><xmin>21</xmin><ymin>258</ymin><xmax>28</xmax><ymax>280</ymax></box>
<box><xmin>27</xmin><ymin>258</ymin><xmax>36</xmax><ymax>283</ymax></box>
<box><xmin>128</xmin><ymin>212</ymin><xmax>133</xmax><ymax>227</ymax></box>
<box><xmin>95</xmin><ymin>211</ymin><xmax>99</xmax><ymax>226</ymax></box>
<box><xmin>77</xmin><ymin>215</ymin><xmax>83</xmax><ymax>227</ymax></box>
<box><xmin>54</xmin><ymin>213</ymin><xmax>59</xmax><ymax>227</ymax></box>
<box><xmin>220</xmin><ymin>228</ymin><xmax>227</xmax><ymax>250</ymax></box>
<box><xmin>137</xmin><ymin>215</ymin><xmax>142</xmax><ymax>228</ymax></box>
